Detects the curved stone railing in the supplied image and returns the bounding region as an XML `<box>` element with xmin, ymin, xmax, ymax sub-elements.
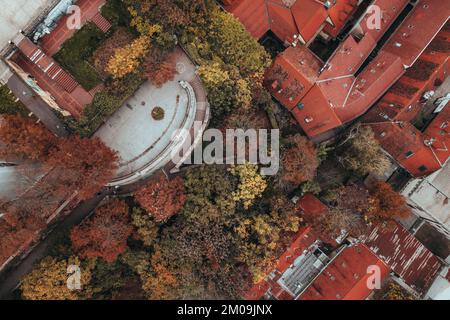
<box><xmin>107</xmin><ymin>80</ymin><xmax>208</xmax><ymax>186</ymax></box>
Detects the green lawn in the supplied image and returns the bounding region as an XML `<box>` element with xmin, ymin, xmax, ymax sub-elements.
<box><xmin>0</xmin><ymin>85</ymin><xmax>27</xmax><ymax>115</ymax></box>
<box><xmin>53</xmin><ymin>23</ymin><xmax>105</xmax><ymax>91</ymax></box>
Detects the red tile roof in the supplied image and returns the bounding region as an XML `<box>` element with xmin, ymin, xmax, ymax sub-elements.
<box><xmin>298</xmin><ymin>244</ymin><xmax>390</xmax><ymax>300</ymax></box>
<box><xmin>364</xmin><ymin>222</ymin><xmax>442</xmax><ymax>296</ymax></box>
<box><xmin>224</xmin><ymin>0</ymin><xmax>358</xmax><ymax>44</ymax></box>
<box><xmin>264</xmin><ymin>46</ymin><xmax>322</xmax><ymax>108</ymax></box>
<box><xmin>297</xmin><ymin>194</ymin><xmax>343</xmax><ymax>246</ymax></box>
<box><xmin>13</xmin><ymin>35</ymin><xmax>79</xmax><ymax>93</ymax></box>
<box><xmin>40</xmin><ymin>0</ymin><xmax>108</xmax><ymax>55</ymax></box>
<box><xmin>10</xmin><ymin>53</ymin><xmax>92</xmax><ymax>119</ymax></box>
<box><xmin>297</xmin><ymin>193</ymin><xmax>328</xmax><ymax>221</ymax></box>
<box><xmin>363</xmin><ymin>22</ymin><xmax>450</xmax><ymax>176</ymax></box>
<box><xmin>266</xmin><ymin>0</ymin><xmax>449</xmax><ymax>138</ymax></box>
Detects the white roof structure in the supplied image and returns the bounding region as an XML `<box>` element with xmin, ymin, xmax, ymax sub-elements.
<box><xmin>0</xmin><ymin>0</ymin><xmax>54</xmax><ymax>55</ymax></box>
<box><xmin>402</xmin><ymin>159</ymin><xmax>450</xmax><ymax>238</ymax></box>
<box><xmin>426</xmin><ymin>266</ymin><xmax>450</xmax><ymax>300</ymax></box>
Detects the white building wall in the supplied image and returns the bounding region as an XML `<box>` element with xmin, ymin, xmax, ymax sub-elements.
<box><xmin>402</xmin><ymin>160</ymin><xmax>450</xmax><ymax>239</ymax></box>
<box><xmin>0</xmin><ymin>0</ymin><xmax>55</xmax><ymax>54</ymax></box>
<box><xmin>426</xmin><ymin>266</ymin><xmax>450</xmax><ymax>300</ymax></box>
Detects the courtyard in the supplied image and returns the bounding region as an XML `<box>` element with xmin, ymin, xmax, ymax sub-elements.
<box><xmin>95</xmin><ymin>48</ymin><xmax>209</xmax><ymax>186</ymax></box>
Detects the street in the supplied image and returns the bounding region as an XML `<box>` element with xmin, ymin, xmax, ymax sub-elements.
<box><xmin>0</xmin><ymin>189</ymin><xmax>110</xmax><ymax>299</ymax></box>
<box><xmin>6</xmin><ymin>74</ymin><xmax>68</xmax><ymax>137</ymax></box>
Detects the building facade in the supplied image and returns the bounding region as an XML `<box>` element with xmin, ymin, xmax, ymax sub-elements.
<box><xmin>401</xmin><ymin>160</ymin><xmax>450</xmax><ymax>239</ymax></box>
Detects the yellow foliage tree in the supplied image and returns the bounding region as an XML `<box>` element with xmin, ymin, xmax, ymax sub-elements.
<box><xmin>21</xmin><ymin>256</ymin><xmax>92</xmax><ymax>300</ymax></box>
<box><xmin>106</xmin><ymin>26</ymin><xmax>158</xmax><ymax>79</ymax></box>
<box><xmin>228</xmin><ymin>163</ymin><xmax>267</xmax><ymax>209</ymax></box>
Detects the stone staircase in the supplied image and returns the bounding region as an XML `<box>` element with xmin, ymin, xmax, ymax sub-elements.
<box><xmin>92</xmin><ymin>12</ymin><xmax>112</xmax><ymax>33</ymax></box>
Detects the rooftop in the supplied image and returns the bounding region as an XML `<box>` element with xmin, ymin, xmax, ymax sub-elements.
<box><xmin>363</xmin><ymin>22</ymin><xmax>450</xmax><ymax>176</ymax></box>
<box><xmin>365</xmin><ymin>221</ymin><xmax>442</xmax><ymax>296</ymax></box>
<box><xmin>299</xmin><ymin>244</ymin><xmax>390</xmax><ymax>300</ymax></box>
<box><xmin>224</xmin><ymin>0</ymin><xmax>358</xmax><ymax>45</ymax></box>
<box><xmin>244</xmin><ymin>226</ymin><xmax>320</xmax><ymax>300</ymax></box>
<box><xmin>0</xmin><ymin>0</ymin><xmax>55</xmax><ymax>55</ymax></box>
<box><xmin>266</xmin><ymin>0</ymin><xmax>449</xmax><ymax>138</ymax></box>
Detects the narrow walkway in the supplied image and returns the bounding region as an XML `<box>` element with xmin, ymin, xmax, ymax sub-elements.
<box><xmin>12</xmin><ymin>34</ymin><xmax>79</xmax><ymax>93</ymax></box>
<box><xmin>6</xmin><ymin>74</ymin><xmax>68</xmax><ymax>136</ymax></box>
<box><xmin>0</xmin><ymin>190</ymin><xmax>109</xmax><ymax>299</ymax></box>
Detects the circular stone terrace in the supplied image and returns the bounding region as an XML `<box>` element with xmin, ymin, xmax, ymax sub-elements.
<box><xmin>95</xmin><ymin>47</ymin><xmax>209</xmax><ymax>187</ymax></box>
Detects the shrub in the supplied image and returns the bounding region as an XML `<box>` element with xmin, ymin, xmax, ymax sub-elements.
<box><xmin>101</xmin><ymin>0</ymin><xmax>132</xmax><ymax>29</ymax></box>
<box><xmin>53</xmin><ymin>23</ymin><xmax>104</xmax><ymax>90</ymax></box>
<box><xmin>0</xmin><ymin>85</ymin><xmax>27</xmax><ymax>115</ymax></box>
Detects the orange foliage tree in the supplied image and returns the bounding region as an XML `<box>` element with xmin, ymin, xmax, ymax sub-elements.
<box><xmin>281</xmin><ymin>134</ymin><xmax>318</xmax><ymax>185</ymax></box>
<box><xmin>134</xmin><ymin>175</ymin><xmax>186</xmax><ymax>223</ymax></box>
<box><xmin>0</xmin><ymin>114</ymin><xmax>56</xmax><ymax>161</ymax></box>
<box><xmin>70</xmin><ymin>199</ymin><xmax>133</xmax><ymax>263</ymax></box>
<box><xmin>368</xmin><ymin>181</ymin><xmax>411</xmax><ymax>223</ymax></box>
<box><xmin>0</xmin><ymin>208</ymin><xmax>45</xmax><ymax>265</ymax></box>
<box><xmin>145</xmin><ymin>51</ymin><xmax>178</xmax><ymax>87</ymax></box>
<box><xmin>46</xmin><ymin>136</ymin><xmax>118</xmax><ymax>200</ymax></box>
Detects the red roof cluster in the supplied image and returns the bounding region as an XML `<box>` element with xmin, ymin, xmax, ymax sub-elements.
<box><xmin>363</xmin><ymin>22</ymin><xmax>450</xmax><ymax>176</ymax></box>
<box><xmin>245</xmin><ymin>195</ymin><xmax>390</xmax><ymax>301</ymax></box>
<box><xmin>244</xmin><ymin>194</ymin><xmax>446</xmax><ymax>300</ymax></box>
<box><xmin>299</xmin><ymin>244</ymin><xmax>390</xmax><ymax>300</ymax></box>
<box><xmin>243</xmin><ymin>226</ymin><xmax>319</xmax><ymax>300</ymax></box>
<box><xmin>264</xmin><ymin>0</ymin><xmax>449</xmax><ymax>138</ymax></box>
<box><xmin>364</xmin><ymin>221</ymin><xmax>442</xmax><ymax>296</ymax></box>
<box><xmin>223</xmin><ymin>0</ymin><xmax>358</xmax><ymax>45</ymax></box>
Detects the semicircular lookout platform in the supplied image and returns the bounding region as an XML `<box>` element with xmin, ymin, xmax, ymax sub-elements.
<box><xmin>95</xmin><ymin>47</ymin><xmax>209</xmax><ymax>187</ymax></box>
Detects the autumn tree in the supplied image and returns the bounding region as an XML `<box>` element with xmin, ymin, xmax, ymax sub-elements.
<box><xmin>134</xmin><ymin>175</ymin><xmax>186</xmax><ymax>223</ymax></box>
<box><xmin>368</xmin><ymin>181</ymin><xmax>411</xmax><ymax>223</ymax></box>
<box><xmin>340</xmin><ymin>125</ymin><xmax>390</xmax><ymax>176</ymax></box>
<box><xmin>313</xmin><ymin>207</ymin><xmax>367</xmax><ymax>239</ymax></box>
<box><xmin>0</xmin><ymin>212</ymin><xmax>44</xmax><ymax>266</ymax></box>
<box><xmin>131</xmin><ymin>207</ymin><xmax>158</xmax><ymax>247</ymax></box>
<box><xmin>228</xmin><ymin>163</ymin><xmax>267</xmax><ymax>209</ymax></box>
<box><xmin>46</xmin><ymin>136</ymin><xmax>118</xmax><ymax>200</ymax></box>
<box><xmin>373</xmin><ymin>280</ymin><xmax>416</xmax><ymax>300</ymax></box>
<box><xmin>70</xmin><ymin>199</ymin><xmax>132</xmax><ymax>263</ymax></box>
<box><xmin>145</xmin><ymin>50</ymin><xmax>178</xmax><ymax>87</ymax></box>
<box><xmin>157</xmin><ymin>215</ymin><xmax>251</xmax><ymax>299</ymax></box>
<box><xmin>0</xmin><ymin>114</ymin><xmax>56</xmax><ymax>162</ymax></box>
<box><xmin>140</xmin><ymin>247</ymin><xmax>179</xmax><ymax>300</ymax></box>
<box><xmin>207</xmin><ymin>7</ymin><xmax>271</xmax><ymax>79</ymax></box>
<box><xmin>21</xmin><ymin>256</ymin><xmax>91</xmax><ymax>300</ymax></box>
<box><xmin>323</xmin><ymin>184</ymin><xmax>372</xmax><ymax>215</ymax></box>
<box><xmin>281</xmin><ymin>134</ymin><xmax>318</xmax><ymax>185</ymax></box>
<box><xmin>126</xmin><ymin>0</ymin><xmax>204</xmax><ymax>34</ymax></box>
<box><xmin>235</xmin><ymin>195</ymin><xmax>301</xmax><ymax>283</ymax></box>
<box><xmin>87</xmin><ymin>258</ymin><xmax>129</xmax><ymax>299</ymax></box>
<box><xmin>182</xmin><ymin>164</ymin><xmax>237</xmax><ymax>224</ymax></box>
<box><xmin>106</xmin><ymin>35</ymin><xmax>152</xmax><ymax>79</ymax></box>
<box><xmin>198</xmin><ymin>62</ymin><xmax>252</xmax><ymax>122</ymax></box>
<box><xmin>91</xmin><ymin>28</ymin><xmax>134</xmax><ymax>75</ymax></box>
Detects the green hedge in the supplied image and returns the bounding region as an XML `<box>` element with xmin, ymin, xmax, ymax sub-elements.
<box><xmin>101</xmin><ymin>0</ymin><xmax>132</xmax><ymax>29</ymax></box>
<box><xmin>53</xmin><ymin>23</ymin><xmax>104</xmax><ymax>90</ymax></box>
